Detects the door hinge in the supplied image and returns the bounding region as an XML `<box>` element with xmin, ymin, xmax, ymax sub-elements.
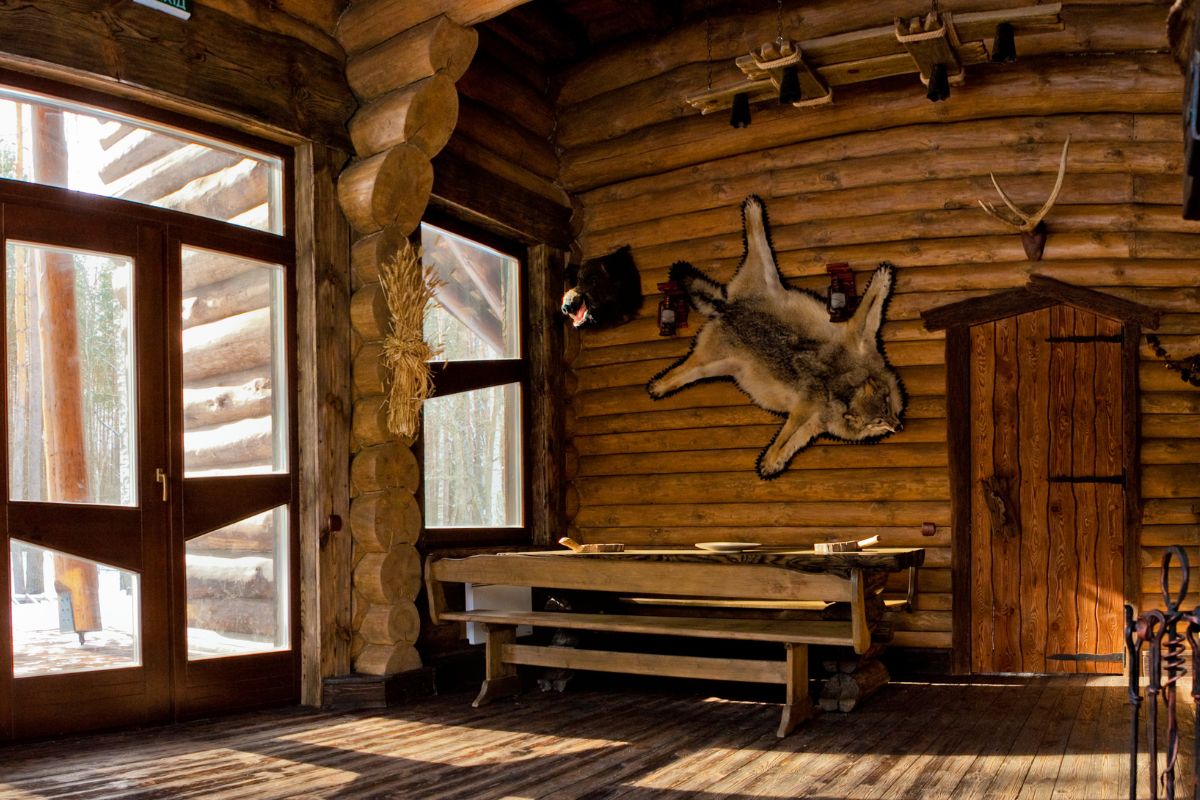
<box><xmin>1045</xmin><ymin>334</ymin><xmax>1124</xmax><ymax>344</ymax></box>
<box><xmin>1047</xmin><ymin>470</ymin><xmax>1125</xmax><ymax>486</ymax></box>
<box><xmin>1048</xmin><ymin>652</ymin><xmax>1124</xmax><ymax>664</ymax></box>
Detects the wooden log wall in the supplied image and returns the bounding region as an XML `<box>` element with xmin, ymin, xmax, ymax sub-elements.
<box><xmin>558</xmin><ymin>1</ymin><xmax>1198</xmax><ymax>651</ymax></box>
<box><xmin>335</xmin><ymin>0</ymin><xmax>560</xmax><ymax>676</ymax></box>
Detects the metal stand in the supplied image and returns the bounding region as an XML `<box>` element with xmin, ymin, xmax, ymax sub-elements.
<box><xmin>1126</xmin><ymin>545</ymin><xmax>1200</xmax><ymax>800</ymax></box>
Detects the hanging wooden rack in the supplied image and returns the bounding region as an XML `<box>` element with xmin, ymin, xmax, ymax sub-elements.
<box><xmin>684</xmin><ymin>3</ymin><xmax>1063</xmax><ymax>114</ymax></box>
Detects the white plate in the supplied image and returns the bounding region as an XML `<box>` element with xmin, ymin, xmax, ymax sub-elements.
<box><xmin>695</xmin><ymin>541</ymin><xmax>762</xmax><ymax>552</ymax></box>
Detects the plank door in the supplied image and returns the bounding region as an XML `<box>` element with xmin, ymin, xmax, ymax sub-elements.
<box><xmin>969</xmin><ymin>305</ymin><xmax>1126</xmax><ymax>674</ymax></box>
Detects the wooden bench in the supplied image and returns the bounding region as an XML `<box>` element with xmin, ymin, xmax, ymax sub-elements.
<box><xmin>426</xmin><ymin>548</ymin><xmax>923</xmax><ymax>737</ymax></box>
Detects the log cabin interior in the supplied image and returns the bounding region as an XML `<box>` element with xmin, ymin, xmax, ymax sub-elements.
<box><xmin>1</xmin><ymin>0</ymin><xmax>1200</xmax><ymax>797</ymax></box>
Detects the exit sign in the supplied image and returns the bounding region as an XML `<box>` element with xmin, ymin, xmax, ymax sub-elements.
<box><xmin>132</xmin><ymin>0</ymin><xmax>191</xmax><ymax>19</ymax></box>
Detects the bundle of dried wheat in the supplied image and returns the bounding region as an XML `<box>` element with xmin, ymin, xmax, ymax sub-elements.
<box><xmin>379</xmin><ymin>238</ymin><xmax>441</xmax><ymax>438</ymax></box>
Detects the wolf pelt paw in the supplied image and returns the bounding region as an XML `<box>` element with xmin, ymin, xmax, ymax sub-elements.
<box><xmin>868</xmin><ymin>262</ymin><xmax>895</xmax><ymax>295</ymax></box>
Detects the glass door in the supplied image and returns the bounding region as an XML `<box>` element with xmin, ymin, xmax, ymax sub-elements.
<box><xmin>1</xmin><ymin>203</ymin><xmax>168</xmax><ymax>739</ymax></box>
<box><xmin>169</xmin><ymin>229</ymin><xmax>297</xmax><ymax>719</ymax></box>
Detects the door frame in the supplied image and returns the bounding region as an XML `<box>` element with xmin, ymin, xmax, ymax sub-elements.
<box><xmin>922</xmin><ymin>275</ymin><xmax>1161</xmax><ymax>674</ymax></box>
<box><xmin>0</xmin><ymin>135</ymin><xmax>299</xmax><ymax>736</ymax></box>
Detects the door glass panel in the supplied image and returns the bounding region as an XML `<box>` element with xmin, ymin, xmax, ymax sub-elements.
<box><xmin>186</xmin><ymin>506</ymin><xmax>289</xmax><ymax>660</ymax></box>
<box><xmin>10</xmin><ymin>540</ymin><xmax>140</xmax><ymax>677</ymax></box>
<box><xmin>0</xmin><ymin>86</ymin><xmax>284</xmax><ymax>233</ymax></box>
<box><xmin>421</xmin><ymin>223</ymin><xmax>521</xmax><ymax>361</ymax></box>
<box><xmin>181</xmin><ymin>247</ymin><xmax>287</xmax><ymax>477</ymax></box>
<box><xmin>424</xmin><ymin>382</ymin><xmax>523</xmax><ymax>527</ymax></box>
<box><xmin>6</xmin><ymin>241</ymin><xmax>136</xmax><ymax>506</ymax></box>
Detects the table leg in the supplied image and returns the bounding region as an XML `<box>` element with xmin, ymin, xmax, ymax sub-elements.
<box><xmin>778</xmin><ymin>642</ymin><xmax>814</xmax><ymax>737</ymax></box>
<box><xmin>472</xmin><ymin>623</ymin><xmax>522</xmax><ymax>708</ymax></box>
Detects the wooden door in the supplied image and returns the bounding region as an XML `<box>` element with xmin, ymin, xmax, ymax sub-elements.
<box><xmin>0</xmin><ymin>203</ymin><xmax>170</xmax><ymax>738</ymax></box>
<box><xmin>969</xmin><ymin>305</ymin><xmax>1126</xmax><ymax>674</ymax></box>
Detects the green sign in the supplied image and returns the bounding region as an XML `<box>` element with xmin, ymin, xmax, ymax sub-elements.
<box><xmin>132</xmin><ymin>0</ymin><xmax>191</xmax><ymax>20</ymax></box>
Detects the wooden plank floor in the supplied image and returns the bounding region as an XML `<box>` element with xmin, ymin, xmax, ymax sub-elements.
<box><xmin>0</xmin><ymin>675</ymin><xmax>1186</xmax><ymax>799</ymax></box>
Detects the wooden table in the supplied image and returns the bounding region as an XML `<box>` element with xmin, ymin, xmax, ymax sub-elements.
<box><xmin>427</xmin><ymin>545</ymin><xmax>925</xmax><ymax>736</ymax></box>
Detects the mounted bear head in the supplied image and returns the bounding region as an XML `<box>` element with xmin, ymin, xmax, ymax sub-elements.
<box><xmin>561</xmin><ymin>245</ymin><xmax>643</xmax><ymax>329</ymax></box>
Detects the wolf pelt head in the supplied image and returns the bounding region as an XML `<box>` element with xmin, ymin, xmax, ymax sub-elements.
<box><xmin>647</xmin><ymin>196</ymin><xmax>906</xmax><ymax>479</ymax></box>
<box><xmin>561</xmin><ymin>245</ymin><xmax>643</xmax><ymax>329</ymax></box>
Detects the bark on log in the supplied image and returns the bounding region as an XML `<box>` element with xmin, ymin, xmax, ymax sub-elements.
<box><xmin>584</xmin><ymin>140</ymin><xmax>1177</xmax><ymax>236</ymax></box>
<box><xmin>337</xmin><ymin>0</ymin><xmax>526</xmax><ymax>56</ymax></box>
<box><xmin>353</xmin><ymin>642</ymin><xmax>423</xmax><ymax>676</ymax></box>
<box><xmin>182</xmin><ymin>248</ymin><xmax>267</xmax><ymax>293</ymax></box>
<box><xmin>818</xmin><ymin>659</ymin><xmax>890</xmax><ymax>712</ymax></box>
<box><xmin>182</xmin><ymin>307</ymin><xmax>272</xmax><ymax>382</ymax></box>
<box><xmin>158</xmin><ymin>160</ymin><xmax>269</xmax><ymax>223</ymax></box>
<box><xmin>187</xmin><ymin>596</ymin><xmax>276</xmax><ymax>638</ymax></box>
<box><xmin>558</xmin><ymin>9</ymin><xmax>1164</xmax><ymax>151</ymax></box>
<box><xmin>353</xmin><ymin>545</ymin><xmax>421</xmax><ymax>604</ymax></box>
<box><xmin>183</xmin><ymin>268</ymin><xmax>273</xmax><ymax>330</ymax></box>
<box><xmin>560</xmin><ymin>55</ymin><xmax>1180</xmax><ymax>191</ymax></box>
<box><xmin>184</xmin><ymin>415</ymin><xmax>274</xmax><ymax>470</ymax></box>
<box><xmin>186</xmin><ymin>511</ymin><xmax>275</xmax><ymax>554</ymax></box>
<box><xmin>576</xmin><ymin>470</ymin><xmax>950</xmax><ymax>506</ymax></box>
<box><xmin>359</xmin><ymin>601</ymin><xmax>421</xmax><ymax>645</ymax></box>
<box><xmin>350</xmin><ymin>74</ymin><xmax>459</xmax><ymax>159</ymax></box>
<box><xmin>337</xmin><ymin>144</ymin><xmax>433</xmax><ymax>235</ymax></box>
<box><xmin>454</xmin><ymin>98</ymin><xmax>558</xmax><ymax>182</ymax></box>
<box><xmin>350</xmin><ymin>282</ymin><xmax>389</xmax><ymax>340</ymax></box>
<box><xmin>108</xmin><ymin>148</ymin><xmax>242</xmax><ymax>204</ymax></box>
<box><xmin>437</xmin><ymin>135</ymin><xmax>568</xmax><ymax>206</ymax></box>
<box><xmin>455</xmin><ymin>53</ymin><xmax>556</xmax><ymax>141</ymax></box>
<box><xmin>190</xmin><ymin>0</ymin><xmax>344</xmax><ymax>56</ymax></box>
<box><xmin>352</xmin><ymin>225</ymin><xmax>410</xmax><ymax>288</ymax></box>
<box><xmin>183</xmin><ymin>378</ymin><xmax>273</xmax><ymax>429</ymax></box>
<box><xmin>185</xmin><ymin>554</ymin><xmax>274</xmax><ymax>599</ymax></box>
<box><xmin>351</xmin><ymin>442</ymin><xmax>420</xmax><ymax>495</ymax></box>
<box><xmin>98</xmin><ymin>128</ymin><xmax>180</xmax><ymax>184</ymax></box>
<box><xmin>822</xmin><ymin>644</ymin><xmax>888</xmax><ymax>674</ymax></box>
<box><xmin>346</xmin><ymin>15</ymin><xmax>478</xmax><ymax>102</ymax></box>
<box><xmin>574</xmin><ymin>501</ymin><xmax>951</xmax><ymax>529</ymax></box>
<box><xmin>350</xmin><ymin>489</ymin><xmax>422</xmax><ymax>552</ymax></box>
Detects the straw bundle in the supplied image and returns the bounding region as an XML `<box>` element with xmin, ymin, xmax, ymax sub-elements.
<box><xmin>379</xmin><ymin>237</ymin><xmax>441</xmax><ymax>438</ymax></box>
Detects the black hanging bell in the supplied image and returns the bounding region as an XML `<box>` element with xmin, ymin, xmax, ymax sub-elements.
<box><xmin>730</xmin><ymin>92</ymin><xmax>751</xmax><ymax>128</ymax></box>
<box><xmin>778</xmin><ymin>65</ymin><xmax>802</xmax><ymax>105</ymax></box>
<box><xmin>991</xmin><ymin>22</ymin><xmax>1017</xmax><ymax>63</ymax></box>
<box><xmin>926</xmin><ymin>63</ymin><xmax>950</xmax><ymax>102</ymax></box>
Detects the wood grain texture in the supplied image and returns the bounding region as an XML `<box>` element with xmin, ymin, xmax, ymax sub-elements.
<box><xmin>1017</xmin><ymin>309</ymin><xmax>1052</xmax><ymax>675</ymax></box>
<box><xmin>295</xmin><ymin>142</ymin><xmax>353</xmax><ymax>704</ymax></box>
<box><xmin>969</xmin><ymin>323</ymin><xmax>996</xmax><ymax>674</ymax></box>
<box><xmin>0</xmin><ymin>1</ymin><xmax>353</xmax><ymax>145</ymax></box>
<box><xmin>0</xmin><ymin>676</ymin><xmax>1153</xmax><ymax>796</ymax></box>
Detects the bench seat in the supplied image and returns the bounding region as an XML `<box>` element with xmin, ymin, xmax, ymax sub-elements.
<box><xmin>439</xmin><ymin>609</ymin><xmax>856</xmax><ymax>647</ymax></box>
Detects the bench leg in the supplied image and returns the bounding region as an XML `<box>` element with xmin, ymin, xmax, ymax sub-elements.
<box><xmin>472</xmin><ymin>624</ymin><xmax>522</xmax><ymax>708</ymax></box>
<box><xmin>778</xmin><ymin>643</ymin><xmax>814</xmax><ymax>738</ymax></box>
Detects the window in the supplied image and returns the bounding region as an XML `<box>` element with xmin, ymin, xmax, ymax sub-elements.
<box><xmin>0</xmin><ymin>85</ymin><xmax>284</xmax><ymax>233</ymax></box>
<box><xmin>420</xmin><ymin>218</ymin><xmax>526</xmax><ymax>542</ymax></box>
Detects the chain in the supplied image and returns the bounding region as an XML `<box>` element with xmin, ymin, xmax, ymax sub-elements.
<box><xmin>776</xmin><ymin>0</ymin><xmax>784</xmax><ymax>43</ymax></box>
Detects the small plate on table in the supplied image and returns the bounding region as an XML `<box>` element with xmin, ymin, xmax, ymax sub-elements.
<box><xmin>695</xmin><ymin>541</ymin><xmax>762</xmax><ymax>553</ymax></box>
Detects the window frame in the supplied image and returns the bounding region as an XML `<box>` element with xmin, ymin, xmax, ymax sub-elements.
<box><xmin>417</xmin><ymin>208</ymin><xmax>532</xmax><ymax>550</ymax></box>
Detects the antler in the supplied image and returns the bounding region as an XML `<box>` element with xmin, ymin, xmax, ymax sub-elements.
<box><xmin>978</xmin><ymin>137</ymin><xmax>1071</xmax><ymax>232</ymax></box>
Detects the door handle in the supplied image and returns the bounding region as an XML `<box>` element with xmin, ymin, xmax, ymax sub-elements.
<box><xmin>155</xmin><ymin>468</ymin><xmax>169</xmax><ymax>502</ymax></box>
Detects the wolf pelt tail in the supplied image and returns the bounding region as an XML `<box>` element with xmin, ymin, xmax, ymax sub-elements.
<box><xmin>669</xmin><ymin>261</ymin><xmax>726</xmax><ymax>318</ymax></box>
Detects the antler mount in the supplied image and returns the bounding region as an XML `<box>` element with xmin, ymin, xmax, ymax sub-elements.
<box><xmin>977</xmin><ymin>137</ymin><xmax>1070</xmax><ymax>261</ymax></box>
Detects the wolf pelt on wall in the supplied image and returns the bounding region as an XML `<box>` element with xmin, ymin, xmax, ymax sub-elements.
<box><xmin>646</xmin><ymin>196</ymin><xmax>906</xmax><ymax>479</ymax></box>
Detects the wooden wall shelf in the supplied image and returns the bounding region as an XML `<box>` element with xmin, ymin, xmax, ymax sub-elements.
<box><xmin>684</xmin><ymin>3</ymin><xmax>1063</xmax><ymax>114</ymax></box>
